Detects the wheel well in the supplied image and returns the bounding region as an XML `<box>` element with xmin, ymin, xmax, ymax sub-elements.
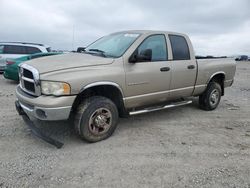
<box><xmin>209</xmin><ymin>73</ymin><xmax>225</xmax><ymax>96</ymax></box>
<box><xmin>71</xmin><ymin>85</ymin><xmax>127</xmax><ymax>118</ymax></box>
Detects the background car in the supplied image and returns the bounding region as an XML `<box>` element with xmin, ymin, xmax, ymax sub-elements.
<box><xmin>3</xmin><ymin>52</ymin><xmax>62</xmax><ymax>81</ymax></box>
<box><xmin>235</xmin><ymin>55</ymin><xmax>248</xmax><ymax>61</ymax></box>
<box><xmin>0</xmin><ymin>42</ymin><xmax>51</xmax><ymax>72</ymax></box>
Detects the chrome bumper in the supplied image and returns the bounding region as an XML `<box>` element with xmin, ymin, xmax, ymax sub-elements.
<box><xmin>15</xmin><ymin>85</ymin><xmax>75</xmax><ymax>121</ymax></box>
<box><xmin>17</xmin><ymin>100</ymin><xmax>72</xmax><ymax>120</ymax></box>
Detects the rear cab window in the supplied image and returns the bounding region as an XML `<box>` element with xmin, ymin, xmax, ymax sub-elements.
<box><xmin>169</xmin><ymin>35</ymin><xmax>190</xmax><ymax>60</ymax></box>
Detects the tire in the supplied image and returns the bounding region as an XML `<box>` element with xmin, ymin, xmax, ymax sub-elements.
<box><xmin>74</xmin><ymin>96</ymin><xmax>119</xmax><ymax>142</ymax></box>
<box><xmin>199</xmin><ymin>82</ymin><xmax>222</xmax><ymax>111</ymax></box>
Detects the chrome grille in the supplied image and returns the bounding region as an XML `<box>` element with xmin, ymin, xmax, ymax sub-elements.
<box><xmin>19</xmin><ymin>64</ymin><xmax>41</xmax><ymax>96</ymax></box>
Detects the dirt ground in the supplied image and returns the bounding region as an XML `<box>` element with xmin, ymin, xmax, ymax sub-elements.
<box><xmin>0</xmin><ymin>61</ymin><xmax>249</xmax><ymax>188</ymax></box>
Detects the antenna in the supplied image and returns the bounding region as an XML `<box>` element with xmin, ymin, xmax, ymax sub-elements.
<box><xmin>72</xmin><ymin>25</ymin><xmax>75</xmax><ymax>51</ymax></box>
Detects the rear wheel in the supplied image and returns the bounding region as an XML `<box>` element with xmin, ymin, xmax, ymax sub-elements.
<box><xmin>199</xmin><ymin>82</ymin><xmax>222</xmax><ymax>110</ymax></box>
<box><xmin>74</xmin><ymin>96</ymin><xmax>118</xmax><ymax>142</ymax></box>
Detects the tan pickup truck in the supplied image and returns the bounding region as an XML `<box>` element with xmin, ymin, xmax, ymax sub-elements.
<box><xmin>15</xmin><ymin>30</ymin><xmax>236</xmax><ymax>145</ymax></box>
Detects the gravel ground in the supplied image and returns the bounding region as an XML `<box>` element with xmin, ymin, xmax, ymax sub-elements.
<box><xmin>0</xmin><ymin>61</ymin><xmax>249</xmax><ymax>188</ymax></box>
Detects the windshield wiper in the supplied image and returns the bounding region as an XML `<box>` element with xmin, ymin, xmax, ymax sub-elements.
<box><xmin>88</xmin><ymin>48</ymin><xmax>107</xmax><ymax>57</ymax></box>
<box><xmin>89</xmin><ymin>48</ymin><xmax>105</xmax><ymax>53</ymax></box>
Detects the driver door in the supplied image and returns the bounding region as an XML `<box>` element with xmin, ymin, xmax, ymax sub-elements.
<box><xmin>124</xmin><ymin>34</ymin><xmax>172</xmax><ymax>108</ymax></box>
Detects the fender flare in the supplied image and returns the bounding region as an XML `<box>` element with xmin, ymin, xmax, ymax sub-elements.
<box><xmin>207</xmin><ymin>71</ymin><xmax>225</xmax><ymax>84</ymax></box>
<box><xmin>80</xmin><ymin>81</ymin><xmax>124</xmax><ymax>98</ymax></box>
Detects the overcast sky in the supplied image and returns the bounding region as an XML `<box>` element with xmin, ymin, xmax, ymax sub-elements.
<box><xmin>0</xmin><ymin>0</ymin><xmax>249</xmax><ymax>55</ymax></box>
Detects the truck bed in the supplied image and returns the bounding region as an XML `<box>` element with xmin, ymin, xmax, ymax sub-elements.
<box><xmin>195</xmin><ymin>58</ymin><xmax>236</xmax><ymax>92</ymax></box>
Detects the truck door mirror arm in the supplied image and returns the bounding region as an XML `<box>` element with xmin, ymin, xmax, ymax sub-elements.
<box><xmin>77</xmin><ymin>47</ymin><xmax>86</xmax><ymax>53</ymax></box>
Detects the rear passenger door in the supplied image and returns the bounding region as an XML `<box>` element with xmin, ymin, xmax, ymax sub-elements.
<box><xmin>168</xmin><ymin>35</ymin><xmax>197</xmax><ymax>99</ymax></box>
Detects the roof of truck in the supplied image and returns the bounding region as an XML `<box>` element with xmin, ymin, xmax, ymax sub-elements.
<box><xmin>112</xmin><ymin>30</ymin><xmax>186</xmax><ymax>36</ymax></box>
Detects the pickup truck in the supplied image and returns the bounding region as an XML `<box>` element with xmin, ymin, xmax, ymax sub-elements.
<box><xmin>15</xmin><ymin>30</ymin><xmax>236</xmax><ymax>145</ymax></box>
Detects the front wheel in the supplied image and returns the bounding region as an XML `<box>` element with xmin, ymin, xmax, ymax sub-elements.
<box><xmin>74</xmin><ymin>96</ymin><xmax>118</xmax><ymax>142</ymax></box>
<box><xmin>199</xmin><ymin>82</ymin><xmax>222</xmax><ymax>110</ymax></box>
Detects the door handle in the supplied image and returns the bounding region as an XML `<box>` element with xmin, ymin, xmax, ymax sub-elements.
<box><xmin>187</xmin><ymin>65</ymin><xmax>195</xmax><ymax>69</ymax></box>
<box><xmin>160</xmin><ymin>67</ymin><xmax>170</xmax><ymax>72</ymax></box>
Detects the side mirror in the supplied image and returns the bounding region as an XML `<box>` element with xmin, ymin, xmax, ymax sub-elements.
<box><xmin>129</xmin><ymin>49</ymin><xmax>152</xmax><ymax>63</ymax></box>
<box><xmin>77</xmin><ymin>47</ymin><xmax>86</xmax><ymax>53</ymax></box>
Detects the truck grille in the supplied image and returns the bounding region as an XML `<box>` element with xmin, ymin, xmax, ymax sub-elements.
<box><xmin>23</xmin><ymin>80</ymin><xmax>35</xmax><ymax>92</ymax></box>
<box><xmin>19</xmin><ymin>64</ymin><xmax>41</xmax><ymax>96</ymax></box>
<box><xmin>23</xmin><ymin>69</ymin><xmax>34</xmax><ymax>79</ymax></box>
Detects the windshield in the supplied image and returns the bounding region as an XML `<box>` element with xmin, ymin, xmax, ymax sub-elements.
<box><xmin>85</xmin><ymin>33</ymin><xmax>140</xmax><ymax>58</ymax></box>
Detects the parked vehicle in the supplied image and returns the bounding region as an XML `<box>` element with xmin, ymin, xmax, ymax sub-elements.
<box><xmin>15</xmin><ymin>30</ymin><xmax>236</xmax><ymax>147</ymax></box>
<box><xmin>4</xmin><ymin>52</ymin><xmax>62</xmax><ymax>81</ymax></box>
<box><xmin>0</xmin><ymin>42</ymin><xmax>51</xmax><ymax>72</ymax></box>
<box><xmin>235</xmin><ymin>55</ymin><xmax>248</xmax><ymax>61</ymax></box>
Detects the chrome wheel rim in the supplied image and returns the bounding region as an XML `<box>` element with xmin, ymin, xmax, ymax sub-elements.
<box><xmin>209</xmin><ymin>89</ymin><xmax>219</xmax><ymax>106</ymax></box>
<box><xmin>88</xmin><ymin>108</ymin><xmax>112</xmax><ymax>135</ymax></box>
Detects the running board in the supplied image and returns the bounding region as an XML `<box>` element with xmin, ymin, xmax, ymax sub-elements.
<box><xmin>129</xmin><ymin>100</ymin><xmax>192</xmax><ymax>116</ymax></box>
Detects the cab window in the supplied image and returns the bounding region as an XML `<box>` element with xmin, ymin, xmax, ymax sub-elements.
<box><xmin>169</xmin><ymin>35</ymin><xmax>190</xmax><ymax>60</ymax></box>
<box><xmin>138</xmin><ymin>35</ymin><xmax>167</xmax><ymax>61</ymax></box>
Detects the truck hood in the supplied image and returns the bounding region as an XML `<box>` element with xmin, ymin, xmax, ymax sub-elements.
<box><xmin>24</xmin><ymin>53</ymin><xmax>114</xmax><ymax>74</ymax></box>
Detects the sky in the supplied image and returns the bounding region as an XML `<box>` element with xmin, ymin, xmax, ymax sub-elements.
<box><xmin>0</xmin><ymin>0</ymin><xmax>249</xmax><ymax>56</ymax></box>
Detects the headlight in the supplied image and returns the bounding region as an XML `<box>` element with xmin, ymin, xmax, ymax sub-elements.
<box><xmin>41</xmin><ymin>81</ymin><xmax>71</xmax><ymax>96</ymax></box>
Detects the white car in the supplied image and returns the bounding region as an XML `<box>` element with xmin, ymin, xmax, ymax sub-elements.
<box><xmin>0</xmin><ymin>42</ymin><xmax>51</xmax><ymax>72</ymax></box>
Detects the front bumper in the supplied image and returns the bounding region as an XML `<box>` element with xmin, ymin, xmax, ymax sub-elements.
<box><xmin>15</xmin><ymin>85</ymin><xmax>76</xmax><ymax>121</ymax></box>
<box><xmin>0</xmin><ymin>65</ymin><xmax>5</xmax><ymax>72</ymax></box>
